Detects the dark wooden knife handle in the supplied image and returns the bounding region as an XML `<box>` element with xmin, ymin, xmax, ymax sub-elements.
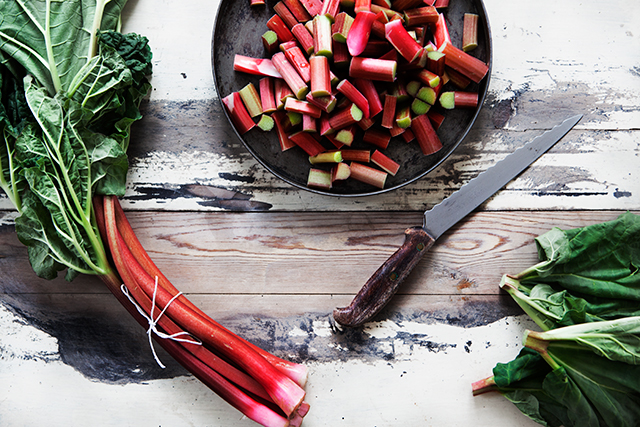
<box><xmin>333</xmin><ymin>226</ymin><xmax>436</xmax><ymax>327</ymax></box>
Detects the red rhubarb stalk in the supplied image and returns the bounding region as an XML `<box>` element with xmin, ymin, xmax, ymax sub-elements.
<box><xmin>274</xmin><ymin>2</ymin><xmax>299</xmax><ymax>28</ymax></box>
<box><xmin>284</xmin><ymin>0</ymin><xmax>313</xmax><ymax>22</ymax></box>
<box><xmin>462</xmin><ymin>13</ymin><xmax>479</xmax><ymax>52</ymax></box>
<box><xmin>346</xmin><ymin>11</ymin><xmax>377</xmax><ymax>56</ymax></box>
<box><xmin>335</xmin><ymin>79</ymin><xmax>370</xmax><ymax>119</ymax></box>
<box><xmin>332</xmin><ymin>12</ymin><xmax>354</xmax><ymax>43</ymax></box>
<box><xmin>433</xmin><ymin>12</ymin><xmax>451</xmax><ymax>48</ymax></box>
<box><xmin>381</xmin><ymin>94</ymin><xmax>397</xmax><ymax>129</ymax></box>
<box><xmin>238</xmin><ymin>83</ymin><xmax>264</xmax><ymax>118</ymax></box>
<box><xmin>273</xmin><ymin>111</ymin><xmax>297</xmax><ymax>151</ymax></box>
<box><xmin>291</xmin><ymin>23</ymin><xmax>315</xmax><ymax>55</ymax></box>
<box><xmin>349</xmin><ymin>161</ymin><xmax>387</xmax><ymax>188</ymax></box>
<box><xmin>354</xmin><ymin>78</ymin><xmax>383</xmax><ymax>117</ymax></box>
<box><xmin>340</xmin><ymin>149</ymin><xmax>370</xmax><ymax>162</ymax></box>
<box><xmin>313</xmin><ymin>14</ymin><xmax>334</xmax><ymax>57</ymax></box>
<box><xmin>384</xmin><ymin>18</ymin><xmax>422</xmax><ymax>63</ymax></box>
<box><xmin>222</xmin><ymin>92</ymin><xmax>255</xmax><ymax>135</ymax></box>
<box><xmin>328</xmin><ymin>103</ymin><xmax>364</xmax><ymax>130</ymax></box>
<box><xmin>234</xmin><ymin>55</ymin><xmax>283</xmax><ymax>78</ymax></box>
<box><xmin>285</xmin><ymin>98</ymin><xmax>323</xmax><ymax>118</ymax></box>
<box><xmin>349</xmin><ymin>56</ymin><xmax>396</xmax><ymax>82</ymax></box>
<box><xmin>319</xmin><ymin>0</ymin><xmax>341</xmax><ymax>19</ymax></box>
<box><xmin>306</xmin><ymin>91</ymin><xmax>337</xmax><ymax>113</ymax></box>
<box><xmin>310</xmin><ymin>55</ymin><xmax>332</xmax><ymax>97</ymax></box>
<box><xmin>284</xmin><ymin>46</ymin><xmax>312</xmax><ymax>83</ymax></box>
<box><xmin>267</xmin><ymin>14</ymin><xmax>295</xmax><ymax>42</ymax></box>
<box><xmin>289</xmin><ymin>130</ymin><xmax>326</xmax><ymax>156</ymax></box>
<box><xmin>271</xmin><ymin>52</ymin><xmax>310</xmax><ymax>100</ymax></box>
<box><xmin>411</xmin><ymin>113</ymin><xmax>442</xmax><ymax>155</ymax></box>
<box><xmin>354</xmin><ymin>0</ymin><xmax>371</xmax><ymax>13</ymax></box>
<box><xmin>438</xmin><ymin>40</ymin><xmax>489</xmax><ymax>83</ymax></box>
<box><xmin>403</xmin><ymin>6</ymin><xmax>438</xmax><ymax>26</ymax></box>
<box><xmin>363</xmin><ymin>127</ymin><xmax>391</xmax><ymax>149</ymax></box>
<box><xmin>299</xmin><ymin>0</ymin><xmax>323</xmax><ymax>15</ymax></box>
<box><xmin>260</xmin><ymin>77</ymin><xmax>277</xmax><ymax>114</ymax></box>
<box><xmin>371</xmin><ymin>149</ymin><xmax>400</xmax><ymax>175</ymax></box>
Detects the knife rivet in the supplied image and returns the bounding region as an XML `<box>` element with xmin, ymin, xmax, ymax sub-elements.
<box><xmin>416</xmin><ymin>243</ymin><xmax>425</xmax><ymax>251</ymax></box>
<box><xmin>390</xmin><ymin>272</ymin><xmax>399</xmax><ymax>281</ymax></box>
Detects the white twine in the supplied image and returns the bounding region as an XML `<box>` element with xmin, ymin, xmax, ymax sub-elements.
<box><xmin>121</xmin><ymin>277</ymin><xmax>201</xmax><ymax>368</ymax></box>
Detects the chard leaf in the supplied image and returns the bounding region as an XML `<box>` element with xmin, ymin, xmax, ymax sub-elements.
<box><xmin>0</xmin><ymin>0</ymin><xmax>129</xmax><ymax>95</ymax></box>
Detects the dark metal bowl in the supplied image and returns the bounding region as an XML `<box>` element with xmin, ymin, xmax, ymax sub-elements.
<box><xmin>212</xmin><ymin>0</ymin><xmax>491</xmax><ymax>197</ymax></box>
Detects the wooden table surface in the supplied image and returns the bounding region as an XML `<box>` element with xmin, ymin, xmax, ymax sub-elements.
<box><xmin>1</xmin><ymin>0</ymin><xmax>639</xmax><ymax>426</ymax></box>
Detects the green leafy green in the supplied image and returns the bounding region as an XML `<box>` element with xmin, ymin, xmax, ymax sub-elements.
<box><xmin>0</xmin><ymin>0</ymin><xmax>152</xmax><ymax>280</ymax></box>
<box><xmin>475</xmin><ymin>213</ymin><xmax>640</xmax><ymax>427</ymax></box>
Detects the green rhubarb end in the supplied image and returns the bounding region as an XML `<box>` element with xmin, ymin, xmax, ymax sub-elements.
<box><xmin>256</xmin><ymin>114</ymin><xmax>275</xmax><ymax>131</ymax></box>
<box><xmin>439</xmin><ymin>91</ymin><xmax>455</xmax><ymax>109</ymax></box>
<box><xmin>406</xmin><ymin>80</ymin><xmax>421</xmax><ymax>97</ymax></box>
<box><xmin>350</xmin><ymin>104</ymin><xmax>364</xmax><ymax>122</ymax></box>
<box><xmin>309</xmin><ymin>151</ymin><xmax>343</xmax><ymax>164</ymax></box>
<box><xmin>411</xmin><ymin>98</ymin><xmax>430</xmax><ymax>115</ymax></box>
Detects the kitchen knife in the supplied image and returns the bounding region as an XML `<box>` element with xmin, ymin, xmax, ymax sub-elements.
<box><xmin>333</xmin><ymin>114</ymin><xmax>583</xmax><ymax>327</ymax></box>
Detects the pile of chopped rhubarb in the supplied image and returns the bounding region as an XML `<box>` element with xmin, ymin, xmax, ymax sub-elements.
<box><xmin>224</xmin><ymin>0</ymin><xmax>489</xmax><ymax>191</ymax></box>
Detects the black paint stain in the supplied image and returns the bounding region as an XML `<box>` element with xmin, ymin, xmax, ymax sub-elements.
<box><xmin>218</xmin><ymin>172</ymin><xmax>255</xmax><ymax>183</ymax></box>
<box><xmin>4</xmin><ymin>301</ymin><xmax>187</xmax><ymax>384</ymax></box>
<box><xmin>614</xmin><ymin>189</ymin><xmax>632</xmax><ymax>198</ymax></box>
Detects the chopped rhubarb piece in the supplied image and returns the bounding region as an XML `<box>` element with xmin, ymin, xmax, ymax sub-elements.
<box><xmin>334</xmin><ymin>125</ymin><xmax>356</xmax><ymax>146</ymax></box>
<box><xmin>313</xmin><ymin>14</ymin><xmax>333</xmax><ymax>57</ymax></box>
<box><xmin>238</xmin><ymin>83</ymin><xmax>263</xmax><ymax>117</ymax></box>
<box><xmin>302</xmin><ymin>114</ymin><xmax>317</xmax><ymax>132</ymax></box>
<box><xmin>279</xmin><ymin>40</ymin><xmax>299</xmax><ymax>53</ymax></box>
<box><xmin>262</xmin><ymin>30</ymin><xmax>280</xmax><ymax>55</ymax></box>
<box><xmin>346</xmin><ymin>11</ymin><xmax>377</xmax><ymax>56</ymax></box>
<box><xmin>299</xmin><ymin>0</ymin><xmax>322</xmax><ymax>15</ymax></box>
<box><xmin>331</xmin><ymin>162</ymin><xmax>351</xmax><ymax>182</ymax></box>
<box><xmin>274</xmin><ymin>2</ymin><xmax>299</xmax><ymax>28</ymax></box>
<box><xmin>319</xmin><ymin>0</ymin><xmax>341</xmax><ymax>20</ymax></box>
<box><xmin>285</xmin><ymin>98</ymin><xmax>322</xmax><ymax>118</ymax></box>
<box><xmin>384</xmin><ymin>19</ymin><xmax>422</xmax><ymax>63</ymax></box>
<box><xmin>291</xmin><ymin>23</ymin><xmax>315</xmax><ymax>55</ymax></box>
<box><xmin>356</xmin><ymin>115</ymin><xmax>375</xmax><ymax>131</ymax></box>
<box><xmin>332</xmin><ymin>40</ymin><xmax>350</xmax><ymax>67</ymax></box>
<box><xmin>267</xmin><ymin>14</ymin><xmax>295</xmax><ymax>42</ymax></box>
<box><xmin>444</xmin><ymin>66</ymin><xmax>472</xmax><ymax>89</ymax></box>
<box><xmin>416</xmin><ymin>86</ymin><xmax>437</xmax><ymax>105</ymax></box>
<box><xmin>390</xmin><ymin>0</ymin><xmax>424</xmax><ymax>10</ymax></box>
<box><xmin>257</xmin><ymin>114</ymin><xmax>275</xmax><ymax>131</ymax></box>
<box><xmin>411</xmin><ymin>113</ymin><xmax>442</xmax><ymax>155</ymax></box>
<box><xmin>427</xmin><ymin>109</ymin><xmax>445</xmax><ymax>130</ymax></box>
<box><xmin>325</xmin><ymin>134</ymin><xmax>343</xmax><ymax>148</ymax></box>
<box><xmin>332</xmin><ymin>12</ymin><xmax>354</xmax><ymax>43</ymax></box>
<box><xmin>426</xmin><ymin>50</ymin><xmax>445</xmax><ymax>76</ymax></box>
<box><xmin>415</xmin><ymin>68</ymin><xmax>440</xmax><ymax>87</ymax></box>
<box><xmin>233</xmin><ymin>55</ymin><xmax>283</xmax><ymax>78</ymax></box>
<box><xmin>336</xmin><ymin>79</ymin><xmax>370</xmax><ymax>119</ymax></box>
<box><xmin>284</xmin><ymin>0</ymin><xmax>312</xmax><ymax>22</ymax></box>
<box><xmin>433</xmin><ymin>13</ymin><xmax>451</xmax><ymax>48</ymax></box>
<box><xmin>310</xmin><ymin>55</ymin><xmax>332</xmax><ymax>97</ymax></box>
<box><xmin>390</xmin><ymin>122</ymin><xmax>405</xmax><ymax>137</ymax></box>
<box><xmin>434</xmin><ymin>0</ymin><xmax>449</xmax><ymax>8</ymax></box>
<box><xmin>250</xmin><ymin>0</ymin><xmax>265</xmax><ymax>5</ymax></box>
<box><xmin>354</xmin><ymin>0</ymin><xmax>371</xmax><ymax>13</ymax></box>
<box><xmin>411</xmin><ymin>98</ymin><xmax>430</xmax><ymax>115</ymax></box>
<box><xmin>349</xmin><ymin>57</ymin><xmax>396</xmax><ymax>82</ymax></box>
<box><xmin>403</xmin><ymin>6</ymin><xmax>438</xmax><ymax>26</ymax></box>
<box><xmin>439</xmin><ymin>91</ymin><xmax>478</xmax><ymax>109</ymax></box>
<box><xmin>390</xmin><ymin>80</ymin><xmax>409</xmax><ymax>103</ymax></box>
<box><xmin>328</xmin><ymin>103</ymin><xmax>363</xmax><ymax>131</ymax></box>
<box><xmin>381</xmin><ymin>94</ymin><xmax>397</xmax><ymax>129</ymax></box>
<box><xmin>271</xmin><ymin>52</ymin><xmax>309</xmax><ymax>100</ymax></box>
<box><xmin>309</xmin><ymin>150</ymin><xmax>343</xmax><ymax>164</ymax></box>
<box><xmin>306</xmin><ymin>91</ymin><xmax>337</xmax><ymax>113</ymax></box>
<box><xmin>371</xmin><ymin>149</ymin><xmax>400</xmax><ymax>175</ymax></box>
<box><xmin>405</xmin><ymin>80</ymin><xmax>420</xmax><ymax>97</ymax></box>
<box><xmin>284</xmin><ymin>46</ymin><xmax>311</xmax><ymax>83</ymax></box>
<box><xmin>462</xmin><ymin>13</ymin><xmax>479</xmax><ymax>52</ymax></box>
<box><xmin>370</xmin><ymin>19</ymin><xmax>386</xmax><ymax>40</ymax></box>
<box><xmin>349</xmin><ymin>161</ymin><xmax>387</xmax><ymax>189</ymax></box>
<box><xmin>438</xmin><ymin>40</ymin><xmax>489</xmax><ymax>83</ymax></box>
<box><xmin>370</xmin><ymin>4</ymin><xmax>402</xmax><ymax>20</ymax></box>
<box><xmin>307</xmin><ymin>168</ymin><xmax>332</xmax><ymax>189</ymax></box>
<box><xmin>363</xmin><ymin>127</ymin><xmax>391</xmax><ymax>149</ymax></box>
<box><xmin>341</xmin><ymin>149</ymin><xmax>370</xmax><ymax>162</ymax></box>
<box><xmin>362</xmin><ymin>40</ymin><xmax>392</xmax><ymax>57</ymax></box>
<box><xmin>401</xmin><ymin>127</ymin><xmax>415</xmax><ymax>142</ymax></box>
<box><xmin>372</xmin><ymin>0</ymin><xmax>391</xmax><ymax>7</ymax></box>
<box><xmin>353</xmin><ymin>78</ymin><xmax>383</xmax><ymax>117</ymax></box>
<box><xmin>395</xmin><ymin>104</ymin><xmax>411</xmax><ymax>128</ymax></box>
<box><xmin>274</xmin><ymin>79</ymin><xmax>294</xmax><ymax>109</ymax></box>
<box><xmin>222</xmin><ymin>92</ymin><xmax>255</xmax><ymax>135</ymax></box>
<box><xmin>259</xmin><ymin>77</ymin><xmax>277</xmax><ymax>113</ymax></box>
<box><xmin>286</xmin><ymin>110</ymin><xmax>303</xmax><ymax>128</ymax></box>
<box><xmin>289</xmin><ymin>130</ymin><xmax>325</xmax><ymax>156</ymax></box>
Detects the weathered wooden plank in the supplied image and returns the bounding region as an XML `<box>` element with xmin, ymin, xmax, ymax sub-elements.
<box><xmin>2</xmin><ymin>210</ymin><xmax>631</xmax><ymax>300</ymax></box>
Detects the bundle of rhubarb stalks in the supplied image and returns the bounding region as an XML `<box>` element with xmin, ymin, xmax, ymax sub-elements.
<box><xmin>224</xmin><ymin>0</ymin><xmax>489</xmax><ymax>191</ymax></box>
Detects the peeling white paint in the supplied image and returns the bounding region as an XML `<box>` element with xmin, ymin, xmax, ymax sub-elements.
<box><xmin>0</xmin><ymin>301</ymin><xmax>540</xmax><ymax>426</ymax></box>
